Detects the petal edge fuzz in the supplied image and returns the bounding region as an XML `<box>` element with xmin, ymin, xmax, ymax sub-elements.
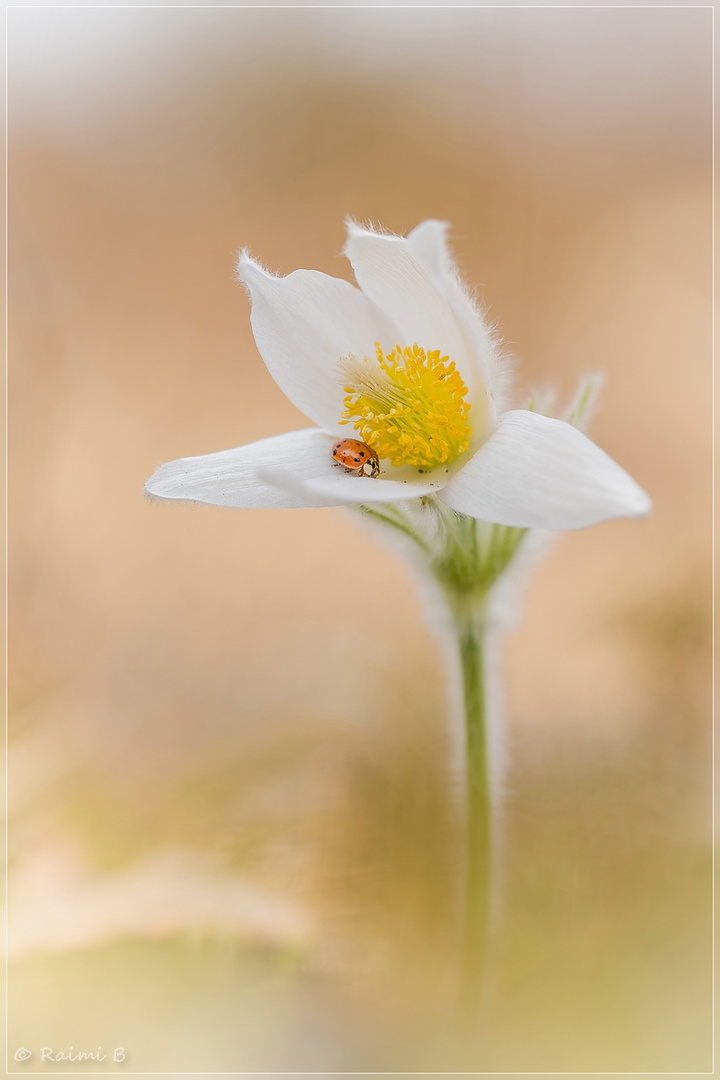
<box><xmin>406</xmin><ymin>220</ymin><xmax>507</xmax><ymax>416</ymax></box>
<box><xmin>344</xmin><ymin>222</ymin><xmax>493</xmax><ymax>441</ymax></box>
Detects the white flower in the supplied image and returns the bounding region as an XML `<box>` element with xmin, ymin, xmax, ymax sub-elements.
<box><xmin>144</xmin><ymin>220</ymin><xmax>650</xmax><ymax>530</ymax></box>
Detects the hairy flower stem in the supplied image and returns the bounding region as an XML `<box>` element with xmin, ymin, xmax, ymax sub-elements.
<box><xmin>359</xmin><ymin>501</ymin><xmax>525</xmax><ymax>1023</ymax></box>
<box><xmin>454</xmin><ymin>608</ymin><xmax>492</xmax><ymax>1022</ymax></box>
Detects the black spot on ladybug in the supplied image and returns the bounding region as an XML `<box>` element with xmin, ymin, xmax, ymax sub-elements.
<box><xmin>359</xmin><ymin>451</ymin><xmax>365</xmax><ymax>457</ymax></box>
<box><xmin>354</xmin><ymin>457</ymin><xmax>360</xmax><ymax>463</ymax></box>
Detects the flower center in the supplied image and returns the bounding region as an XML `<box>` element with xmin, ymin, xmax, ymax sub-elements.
<box><xmin>339</xmin><ymin>343</ymin><xmax>472</xmax><ymax>470</ymax></box>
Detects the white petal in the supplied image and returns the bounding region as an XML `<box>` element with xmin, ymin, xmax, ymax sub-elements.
<box><xmin>407</xmin><ymin>220</ymin><xmax>504</xmax><ymax>415</ymax></box>
<box><xmin>257</xmin><ymin>467</ymin><xmax>440</xmax><ymax>508</ymax></box>
<box><xmin>344</xmin><ymin>222</ymin><xmax>493</xmax><ymax>437</ymax></box>
<box><xmin>440</xmin><ymin>410</ymin><xmax>651</xmax><ymax>529</ymax></box>
<box><xmin>237</xmin><ymin>257</ymin><xmax>398</xmax><ymax>434</ymax></box>
<box><xmin>144</xmin><ymin>429</ymin><xmax>342</xmax><ymax>509</ymax></box>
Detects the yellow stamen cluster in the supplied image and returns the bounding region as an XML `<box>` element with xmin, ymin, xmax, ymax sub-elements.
<box><xmin>340</xmin><ymin>342</ymin><xmax>472</xmax><ymax>470</ymax></box>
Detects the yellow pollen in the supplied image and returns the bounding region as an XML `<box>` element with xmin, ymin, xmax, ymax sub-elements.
<box><xmin>340</xmin><ymin>342</ymin><xmax>472</xmax><ymax>470</ymax></box>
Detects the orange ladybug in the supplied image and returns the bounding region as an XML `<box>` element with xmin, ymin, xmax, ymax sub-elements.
<box><xmin>331</xmin><ymin>438</ymin><xmax>380</xmax><ymax>478</ymax></box>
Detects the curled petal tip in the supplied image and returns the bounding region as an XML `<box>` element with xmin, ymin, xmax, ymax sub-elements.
<box><xmin>236</xmin><ymin>252</ymin><xmax>279</xmax><ymax>290</ymax></box>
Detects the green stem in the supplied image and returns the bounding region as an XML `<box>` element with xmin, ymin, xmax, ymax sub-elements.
<box><xmin>356</xmin><ymin>499</ymin><xmax>510</xmax><ymax>1022</ymax></box>
<box><xmin>357</xmin><ymin>504</ymin><xmax>431</xmax><ymax>554</ymax></box>
<box><xmin>455</xmin><ymin>610</ymin><xmax>492</xmax><ymax>1021</ymax></box>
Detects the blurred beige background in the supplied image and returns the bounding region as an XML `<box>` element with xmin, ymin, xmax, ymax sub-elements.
<box><xmin>8</xmin><ymin>6</ymin><xmax>712</xmax><ymax>1074</ymax></box>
